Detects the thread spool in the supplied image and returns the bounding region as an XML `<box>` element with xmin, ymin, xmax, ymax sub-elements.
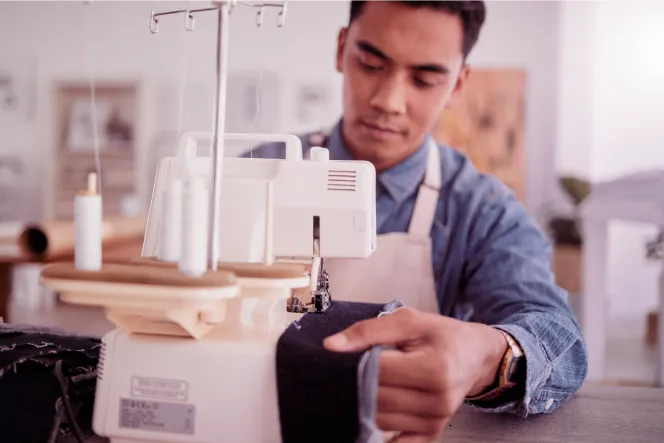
<box><xmin>74</xmin><ymin>172</ymin><xmax>102</xmax><ymax>271</ymax></box>
<box><xmin>157</xmin><ymin>178</ymin><xmax>183</xmax><ymax>262</ymax></box>
<box><xmin>179</xmin><ymin>176</ymin><xmax>209</xmax><ymax>277</ymax></box>
<box><xmin>263</xmin><ymin>181</ymin><xmax>274</xmax><ymax>266</ymax></box>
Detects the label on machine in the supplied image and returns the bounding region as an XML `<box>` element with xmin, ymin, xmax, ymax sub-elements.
<box><xmin>131</xmin><ymin>376</ymin><xmax>189</xmax><ymax>401</ymax></box>
<box><xmin>119</xmin><ymin>398</ymin><xmax>195</xmax><ymax>435</ymax></box>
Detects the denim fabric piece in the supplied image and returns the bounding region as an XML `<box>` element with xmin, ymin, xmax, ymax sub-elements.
<box><xmin>246</xmin><ymin>119</ymin><xmax>588</xmax><ymax>415</ymax></box>
<box><xmin>276</xmin><ymin>299</ymin><xmax>403</xmax><ymax>443</ymax></box>
<box><xmin>356</xmin><ymin>300</ymin><xmax>403</xmax><ymax>443</ymax></box>
<box><xmin>0</xmin><ymin>322</ymin><xmax>101</xmax><ymax>443</ymax></box>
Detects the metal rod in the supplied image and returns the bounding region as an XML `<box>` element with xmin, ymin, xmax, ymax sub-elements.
<box><xmin>152</xmin><ymin>6</ymin><xmax>219</xmax><ymax>19</ymax></box>
<box><xmin>239</xmin><ymin>2</ymin><xmax>285</xmax><ymax>7</ymax></box>
<box><xmin>208</xmin><ymin>2</ymin><xmax>231</xmax><ymax>270</ymax></box>
<box><xmin>151</xmin><ymin>6</ymin><xmax>220</xmax><ymax>33</ymax></box>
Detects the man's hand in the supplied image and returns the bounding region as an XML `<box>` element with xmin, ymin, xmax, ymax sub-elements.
<box><xmin>323</xmin><ymin>307</ymin><xmax>508</xmax><ymax>442</ymax></box>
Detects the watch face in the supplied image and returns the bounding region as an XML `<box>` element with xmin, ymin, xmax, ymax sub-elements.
<box><xmin>505</xmin><ymin>353</ymin><xmax>525</xmax><ymax>384</ymax></box>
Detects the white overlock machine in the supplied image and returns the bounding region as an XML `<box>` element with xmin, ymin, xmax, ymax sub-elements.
<box><xmin>39</xmin><ymin>2</ymin><xmax>378</xmax><ymax>442</ymax></box>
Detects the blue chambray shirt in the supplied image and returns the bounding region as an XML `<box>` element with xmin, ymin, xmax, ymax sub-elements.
<box><xmin>244</xmin><ymin>120</ymin><xmax>588</xmax><ymax>417</ymax></box>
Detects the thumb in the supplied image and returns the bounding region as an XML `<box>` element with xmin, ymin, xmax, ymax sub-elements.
<box><xmin>323</xmin><ymin>307</ymin><xmax>425</xmax><ymax>352</ymax></box>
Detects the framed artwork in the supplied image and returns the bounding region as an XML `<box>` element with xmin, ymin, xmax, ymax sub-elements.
<box><xmin>431</xmin><ymin>69</ymin><xmax>526</xmax><ymax>201</ymax></box>
<box><xmin>53</xmin><ymin>82</ymin><xmax>138</xmax><ymax>218</ymax></box>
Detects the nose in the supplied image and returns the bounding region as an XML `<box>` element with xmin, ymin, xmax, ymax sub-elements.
<box><xmin>368</xmin><ymin>73</ymin><xmax>407</xmax><ymax>115</ymax></box>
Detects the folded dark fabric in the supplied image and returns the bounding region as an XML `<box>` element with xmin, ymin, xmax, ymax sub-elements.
<box><xmin>276</xmin><ymin>300</ymin><xmax>403</xmax><ymax>443</ymax></box>
<box><xmin>0</xmin><ymin>323</ymin><xmax>101</xmax><ymax>443</ymax></box>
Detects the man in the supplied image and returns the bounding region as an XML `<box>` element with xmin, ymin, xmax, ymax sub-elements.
<box><xmin>249</xmin><ymin>1</ymin><xmax>588</xmax><ymax>441</ymax></box>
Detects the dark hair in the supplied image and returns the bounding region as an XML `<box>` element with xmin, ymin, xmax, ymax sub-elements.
<box><xmin>349</xmin><ymin>1</ymin><xmax>486</xmax><ymax>58</ymax></box>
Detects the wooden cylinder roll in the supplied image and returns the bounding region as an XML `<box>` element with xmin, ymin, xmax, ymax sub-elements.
<box><xmin>18</xmin><ymin>216</ymin><xmax>147</xmax><ymax>260</ymax></box>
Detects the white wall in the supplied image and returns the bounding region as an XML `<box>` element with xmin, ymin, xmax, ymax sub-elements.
<box><xmin>556</xmin><ymin>1</ymin><xmax>664</xmax><ymax>323</ymax></box>
<box><xmin>0</xmin><ymin>0</ymin><xmax>563</xmax><ymax>223</ymax></box>
<box><xmin>556</xmin><ymin>1</ymin><xmax>596</xmax><ymax>180</ymax></box>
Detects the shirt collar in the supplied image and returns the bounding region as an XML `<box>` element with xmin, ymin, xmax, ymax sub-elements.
<box><xmin>325</xmin><ymin>119</ymin><xmax>431</xmax><ymax>203</ymax></box>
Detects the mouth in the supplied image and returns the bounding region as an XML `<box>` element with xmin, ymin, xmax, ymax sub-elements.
<box><xmin>359</xmin><ymin>121</ymin><xmax>401</xmax><ymax>140</ymax></box>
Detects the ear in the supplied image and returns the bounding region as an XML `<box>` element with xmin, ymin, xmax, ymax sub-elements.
<box><xmin>446</xmin><ymin>64</ymin><xmax>470</xmax><ymax>110</ymax></box>
<box><xmin>336</xmin><ymin>28</ymin><xmax>347</xmax><ymax>73</ymax></box>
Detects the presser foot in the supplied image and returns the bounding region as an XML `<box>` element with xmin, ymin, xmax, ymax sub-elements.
<box><xmin>287</xmin><ymin>268</ymin><xmax>331</xmax><ymax>314</ymax></box>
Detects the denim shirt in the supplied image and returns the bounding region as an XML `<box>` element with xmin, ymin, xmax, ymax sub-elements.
<box><xmin>243</xmin><ymin>120</ymin><xmax>588</xmax><ymax>417</ymax></box>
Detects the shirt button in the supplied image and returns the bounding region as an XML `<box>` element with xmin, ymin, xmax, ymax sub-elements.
<box><xmin>545</xmin><ymin>398</ymin><xmax>554</xmax><ymax>410</ymax></box>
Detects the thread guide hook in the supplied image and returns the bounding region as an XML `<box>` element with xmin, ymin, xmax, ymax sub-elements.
<box><xmin>185</xmin><ymin>10</ymin><xmax>195</xmax><ymax>31</ymax></box>
<box><xmin>256</xmin><ymin>7</ymin><xmax>265</xmax><ymax>27</ymax></box>
<box><xmin>150</xmin><ymin>10</ymin><xmax>158</xmax><ymax>34</ymax></box>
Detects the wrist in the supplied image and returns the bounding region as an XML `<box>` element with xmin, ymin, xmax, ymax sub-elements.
<box><xmin>467</xmin><ymin>324</ymin><xmax>508</xmax><ymax>397</ymax></box>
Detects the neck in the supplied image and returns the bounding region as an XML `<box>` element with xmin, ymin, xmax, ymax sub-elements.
<box><xmin>340</xmin><ymin>122</ymin><xmax>424</xmax><ymax>173</ymax></box>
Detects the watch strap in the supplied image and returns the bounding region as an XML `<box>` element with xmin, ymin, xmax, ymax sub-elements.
<box><xmin>466</xmin><ymin>329</ymin><xmax>524</xmax><ymax>402</ymax></box>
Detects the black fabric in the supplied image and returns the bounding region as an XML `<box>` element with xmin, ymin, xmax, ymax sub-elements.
<box><xmin>0</xmin><ymin>323</ymin><xmax>101</xmax><ymax>443</ymax></box>
<box><xmin>275</xmin><ymin>300</ymin><xmax>389</xmax><ymax>443</ymax></box>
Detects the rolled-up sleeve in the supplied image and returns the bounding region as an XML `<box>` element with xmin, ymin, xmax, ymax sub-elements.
<box><xmin>461</xmin><ymin>177</ymin><xmax>588</xmax><ymax>417</ymax></box>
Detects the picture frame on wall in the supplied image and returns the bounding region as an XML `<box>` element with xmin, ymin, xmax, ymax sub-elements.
<box><xmin>53</xmin><ymin>81</ymin><xmax>138</xmax><ymax>218</ymax></box>
<box><xmin>432</xmin><ymin>68</ymin><xmax>526</xmax><ymax>201</ymax></box>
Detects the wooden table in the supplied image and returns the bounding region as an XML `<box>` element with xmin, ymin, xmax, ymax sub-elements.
<box><xmin>444</xmin><ymin>383</ymin><xmax>664</xmax><ymax>442</ymax></box>
<box><xmin>56</xmin><ymin>384</ymin><xmax>664</xmax><ymax>442</ymax></box>
<box><xmin>0</xmin><ymin>239</ymin><xmax>144</xmax><ymax>323</ymax></box>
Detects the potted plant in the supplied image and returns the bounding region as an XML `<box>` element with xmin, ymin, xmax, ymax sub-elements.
<box><xmin>548</xmin><ymin>176</ymin><xmax>592</xmax><ymax>246</ymax></box>
<box><xmin>546</xmin><ymin>176</ymin><xmax>592</xmax><ymax>298</ymax></box>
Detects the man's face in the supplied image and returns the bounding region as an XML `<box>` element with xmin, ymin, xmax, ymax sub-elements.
<box><xmin>336</xmin><ymin>2</ymin><xmax>469</xmax><ymax>169</ymax></box>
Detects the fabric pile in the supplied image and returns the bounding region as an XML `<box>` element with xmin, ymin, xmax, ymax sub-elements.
<box><xmin>0</xmin><ymin>322</ymin><xmax>102</xmax><ymax>443</ymax></box>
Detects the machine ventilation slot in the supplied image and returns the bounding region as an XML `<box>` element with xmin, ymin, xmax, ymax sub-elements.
<box><xmin>327</xmin><ymin>169</ymin><xmax>357</xmax><ymax>192</ymax></box>
<box><xmin>97</xmin><ymin>340</ymin><xmax>106</xmax><ymax>381</ymax></box>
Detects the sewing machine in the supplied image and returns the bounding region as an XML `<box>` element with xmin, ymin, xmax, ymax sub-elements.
<box><xmin>40</xmin><ymin>131</ymin><xmax>376</xmax><ymax>442</ymax></box>
<box><xmin>38</xmin><ymin>2</ymin><xmax>379</xmax><ymax>442</ymax></box>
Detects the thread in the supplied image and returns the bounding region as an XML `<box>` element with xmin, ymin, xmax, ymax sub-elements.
<box><xmin>74</xmin><ymin>172</ymin><xmax>102</xmax><ymax>271</ymax></box>
<box><xmin>179</xmin><ymin>176</ymin><xmax>209</xmax><ymax>277</ymax></box>
<box><xmin>174</xmin><ymin>30</ymin><xmax>192</xmax><ymax>152</ymax></box>
<box><xmin>157</xmin><ymin>178</ymin><xmax>183</xmax><ymax>262</ymax></box>
<box><xmin>248</xmin><ymin>70</ymin><xmax>263</xmax><ymax>159</ymax></box>
<box><xmin>83</xmin><ymin>2</ymin><xmax>102</xmax><ymax>195</ymax></box>
<box><xmin>263</xmin><ymin>180</ymin><xmax>274</xmax><ymax>265</ymax></box>
<box><xmin>249</xmin><ymin>71</ymin><xmax>263</xmax><ymax>134</ymax></box>
<box><xmin>154</xmin><ymin>24</ymin><xmax>193</xmax><ymax>154</ymax></box>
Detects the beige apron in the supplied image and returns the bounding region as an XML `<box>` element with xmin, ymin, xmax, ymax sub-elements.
<box><xmin>324</xmin><ymin>139</ymin><xmax>441</xmax><ymax>314</ymax></box>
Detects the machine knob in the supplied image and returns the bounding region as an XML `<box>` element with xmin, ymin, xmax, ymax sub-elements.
<box><xmin>309</xmin><ymin>146</ymin><xmax>329</xmax><ymax>161</ymax></box>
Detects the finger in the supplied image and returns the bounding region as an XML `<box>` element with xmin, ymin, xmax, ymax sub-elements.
<box><xmin>323</xmin><ymin>307</ymin><xmax>427</xmax><ymax>352</ymax></box>
<box><xmin>377</xmin><ymin>385</ymin><xmax>446</xmax><ymax>418</ymax></box>
<box><xmin>379</xmin><ymin>350</ymin><xmax>437</xmax><ymax>391</ymax></box>
<box><xmin>376</xmin><ymin>412</ymin><xmax>448</xmax><ymax>436</ymax></box>
<box><xmin>390</xmin><ymin>432</ymin><xmax>437</xmax><ymax>443</ymax></box>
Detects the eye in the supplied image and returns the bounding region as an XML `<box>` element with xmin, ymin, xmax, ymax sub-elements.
<box><xmin>414</xmin><ymin>77</ymin><xmax>435</xmax><ymax>88</ymax></box>
<box><xmin>357</xmin><ymin>54</ymin><xmax>383</xmax><ymax>72</ymax></box>
<box><xmin>360</xmin><ymin>60</ymin><xmax>382</xmax><ymax>71</ymax></box>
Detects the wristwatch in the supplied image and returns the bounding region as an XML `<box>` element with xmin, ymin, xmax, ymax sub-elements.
<box><xmin>466</xmin><ymin>329</ymin><xmax>526</xmax><ymax>402</ymax></box>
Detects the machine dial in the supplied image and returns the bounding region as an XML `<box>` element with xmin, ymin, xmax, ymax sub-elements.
<box><xmin>309</xmin><ymin>147</ymin><xmax>330</xmax><ymax>161</ymax></box>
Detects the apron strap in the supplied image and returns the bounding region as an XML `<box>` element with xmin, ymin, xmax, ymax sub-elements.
<box><xmin>407</xmin><ymin>138</ymin><xmax>441</xmax><ymax>240</ymax></box>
